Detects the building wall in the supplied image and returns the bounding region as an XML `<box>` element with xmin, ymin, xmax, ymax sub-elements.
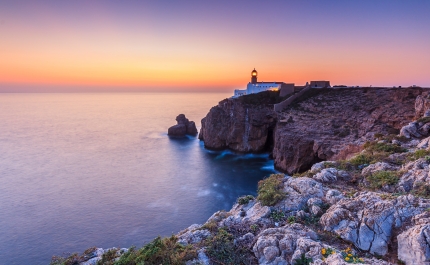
<box><xmin>310</xmin><ymin>81</ymin><xmax>331</xmax><ymax>88</ymax></box>
<box><xmin>246</xmin><ymin>82</ymin><xmax>280</xmax><ymax>94</ymax></box>
<box><xmin>234</xmin><ymin>89</ymin><xmax>247</xmax><ymax>97</ymax></box>
<box><xmin>280</xmin><ymin>83</ymin><xmax>294</xmax><ymax>97</ymax></box>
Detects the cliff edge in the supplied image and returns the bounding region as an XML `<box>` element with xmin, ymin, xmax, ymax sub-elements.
<box><xmin>200</xmin><ymin>87</ymin><xmax>427</xmax><ymax>174</ymax></box>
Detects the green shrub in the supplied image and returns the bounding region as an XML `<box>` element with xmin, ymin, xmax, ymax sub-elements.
<box><xmin>205</xmin><ymin>228</ymin><xmax>256</xmax><ymax>265</ymax></box>
<box><xmin>237</xmin><ymin>195</ymin><xmax>255</xmax><ymax>205</ymax></box>
<box><xmin>367</xmin><ymin>171</ymin><xmax>400</xmax><ymax>190</ymax></box>
<box><xmin>97</xmin><ymin>249</ymin><xmax>118</xmax><ymax>265</ymax></box>
<box><xmin>50</xmin><ymin>253</ymin><xmax>83</xmax><ymax>265</ymax></box>
<box><xmin>257</xmin><ymin>174</ymin><xmax>287</xmax><ymax>206</ymax></box>
<box><xmin>269</xmin><ymin>209</ymin><xmax>286</xmax><ymax>222</ymax></box>
<box><xmin>293</xmin><ymin>253</ymin><xmax>313</xmax><ymax>265</ymax></box>
<box><xmin>363</xmin><ymin>141</ymin><xmax>407</xmax><ymax>154</ymax></box>
<box><xmin>407</xmin><ymin>149</ymin><xmax>430</xmax><ymax>161</ymax></box>
<box><xmin>114</xmin><ymin>236</ymin><xmax>197</xmax><ymax>265</ymax></box>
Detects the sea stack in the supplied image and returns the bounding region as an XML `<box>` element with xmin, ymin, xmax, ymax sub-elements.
<box><xmin>168</xmin><ymin>114</ymin><xmax>198</xmax><ymax>137</ymax></box>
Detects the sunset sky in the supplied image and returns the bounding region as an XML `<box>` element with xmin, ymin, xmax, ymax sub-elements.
<box><xmin>1</xmin><ymin>0</ymin><xmax>429</xmax><ymax>92</ymax></box>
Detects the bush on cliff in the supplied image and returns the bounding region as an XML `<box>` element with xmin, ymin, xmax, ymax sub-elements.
<box><xmin>367</xmin><ymin>171</ymin><xmax>400</xmax><ymax>190</ymax></box>
<box><xmin>257</xmin><ymin>174</ymin><xmax>287</xmax><ymax>206</ymax></box>
<box><xmin>205</xmin><ymin>227</ymin><xmax>256</xmax><ymax>265</ymax></box>
<box><xmin>113</xmin><ymin>236</ymin><xmax>197</xmax><ymax>265</ymax></box>
<box><xmin>237</xmin><ymin>195</ymin><xmax>255</xmax><ymax>205</ymax></box>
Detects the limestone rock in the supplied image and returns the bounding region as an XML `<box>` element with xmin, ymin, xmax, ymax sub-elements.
<box><xmin>398</xmin><ymin>158</ymin><xmax>430</xmax><ymax>193</ymax></box>
<box><xmin>397</xmin><ymin>224</ymin><xmax>430</xmax><ymax>265</ymax></box>
<box><xmin>320</xmin><ymin>192</ymin><xmax>430</xmax><ymax>255</ymax></box>
<box><xmin>307</xmin><ymin>198</ymin><xmax>324</xmax><ymax>216</ymax></box>
<box><xmin>325</xmin><ymin>189</ymin><xmax>345</xmax><ymax>205</ymax></box>
<box><xmin>177</xmin><ymin>224</ymin><xmax>210</xmax><ymax>245</ymax></box>
<box><xmin>361</xmin><ymin>162</ymin><xmax>399</xmax><ymax>177</ymax></box>
<box><xmin>417</xmin><ymin>136</ymin><xmax>430</xmax><ymax>149</ymax></box>
<box><xmin>313</xmin><ymin>168</ymin><xmax>350</xmax><ymax>183</ymax></box>
<box><xmin>400</xmin><ymin>122</ymin><xmax>423</xmax><ymax>139</ymax></box>
<box><xmin>252</xmin><ymin>224</ymin><xmax>321</xmax><ymax>265</ymax></box>
<box><xmin>415</xmin><ymin>92</ymin><xmax>430</xmax><ymax>118</ymax></box>
<box><xmin>168</xmin><ymin>114</ymin><xmax>198</xmax><ymax>137</ymax></box>
<box><xmin>310</xmin><ymin>161</ymin><xmax>335</xmax><ymax>173</ymax></box>
<box><xmin>280</xmin><ymin>177</ymin><xmax>324</xmax><ymax>212</ymax></box>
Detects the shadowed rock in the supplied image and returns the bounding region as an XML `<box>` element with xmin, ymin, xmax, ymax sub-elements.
<box><xmin>168</xmin><ymin>114</ymin><xmax>198</xmax><ymax>137</ymax></box>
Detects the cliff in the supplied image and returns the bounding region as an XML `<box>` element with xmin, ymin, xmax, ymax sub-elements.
<box><xmin>200</xmin><ymin>87</ymin><xmax>427</xmax><ymax>174</ymax></box>
<box><xmin>199</xmin><ymin>91</ymin><xmax>280</xmax><ymax>152</ymax></box>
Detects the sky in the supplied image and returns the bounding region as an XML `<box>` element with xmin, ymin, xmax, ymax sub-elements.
<box><xmin>0</xmin><ymin>0</ymin><xmax>429</xmax><ymax>92</ymax></box>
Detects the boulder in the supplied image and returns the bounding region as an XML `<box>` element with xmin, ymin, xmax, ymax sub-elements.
<box><xmin>252</xmin><ymin>224</ymin><xmax>321</xmax><ymax>265</ymax></box>
<box><xmin>177</xmin><ymin>224</ymin><xmax>210</xmax><ymax>245</ymax></box>
<box><xmin>361</xmin><ymin>162</ymin><xmax>399</xmax><ymax>177</ymax></box>
<box><xmin>325</xmin><ymin>189</ymin><xmax>345</xmax><ymax>205</ymax></box>
<box><xmin>398</xmin><ymin>158</ymin><xmax>430</xmax><ymax>193</ymax></box>
<box><xmin>320</xmin><ymin>192</ymin><xmax>430</xmax><ymax>255</ymax></box>
<box><xmin>397</xmin><ymin>224</ymin><xmax>430</xmax><ymax>265</ymax></box>
<box><xmin>417</xmin><ymin>136</ymin><xmax>430</xmax><ymax>149</ymax></box>
<box><xmin>168</xmin><ymin>114</ymin><xmax>198</xmax><ymax>137</ymax></box>
<box><xmin>400</xmin><ymin>122</ymin><xmax>423</xmax><ymax>139</ymax></box>
<box><xmin>313</xmin><ymin>168</ymin><xmax>350</xmax><ymax>183</ymax></box>
<box><xmin>415</xmin><ymin>92</ymin><xmax>430</xmax><ymax>118</ymax></box>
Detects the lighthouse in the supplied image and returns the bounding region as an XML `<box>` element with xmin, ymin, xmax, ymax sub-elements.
<box><xmin>251</xmin><ymin>68</ymin><xmax>258</xmax><ymax>84</ymax></box>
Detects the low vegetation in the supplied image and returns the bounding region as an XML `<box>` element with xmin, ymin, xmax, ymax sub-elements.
<box><xmin>367</xmin><ymin>171</ymin><xmax>401</xmax><ymax>190</ymax></box>
<box><xmin>406</xmin><ymin>149</ymin><xmax>430</xmax><ymax>162</ymax></box>
<box><xmin>257</xmin><ymin>174</ymin><xmax>287</xmax><ymax>206</ymax></box>
<box><xmin>293</xmin><ymin>253</ymin><xmax>313</xmax><ymax>265</ymax></box>
<box><xmin>50</xmin><ymin>247</ymin><xmax>98</xmax><ymax>265</ymax></box>
<box><xmin>237</xmin><ymin>195</ymin><xmax>255</xmax><ymax>205</ymax></box>
<box><xmin>205</xmin><ymin>228</ymin><xmax>256</xmax><ymax>265</ymax></box>
<box><xmin>113</xmin><ymin>236</ymin><xmax>197</xmax><ymax>265</ymax></box>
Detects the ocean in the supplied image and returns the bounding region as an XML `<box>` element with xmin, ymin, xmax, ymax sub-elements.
<box><xmin>0</xmin><ymin>93</ymin><xmax>277</xmax><ymax>265</ymax></box>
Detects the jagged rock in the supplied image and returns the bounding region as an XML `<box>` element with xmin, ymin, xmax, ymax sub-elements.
<box><xmin>272</xmin><ymin>88</ymin><xmax>422</xmax><ymax>173</ymax></box>
<box><xmin>226</xmin><ymin>200</ymin><xmax>271</xmax><ymax>225</ymax></box>
<box><xmin>398</xmin><ymin>158</ymin><xmax>430</xmax><ymax>193</ymax></box>
<box><xmin>320</xmin><ymin>192</ymin><xmax>430</xmax><ymax>255</ymax></box>
<box><xmin>325</xmin><ymin>189</ymin><xmax>345</xmax><ymax>205</ymax></box>
<box><xmin>307</xmin><ymin>198</ymin><xmax>323</xmax><ymax>215</ymax></box>
<box><xmin>280</xmin><ymin>177</ymin><xmax>324</xmax><ymax>212</ymax></box>
<box><xmin>168</xmin><ymin>114</ymin><xmax>197</xmax><ymax>137</ymax></box>
<box><xmin>310</xmin><ymin>161</ymin><xmax>334</xmax><ymax>173</ymax></box>
<box><xmin>252</xmin><ymin>224</ymin><xmax>322</xmax><ymax>265</ymax></box>
<box><xmin>361</xmin><ymin>162</ymin><xmax>399</xmax><ymax>177</ymax></box>
<box><xmin>397</xmin><ymin>224</ymin><xmax>430</xmax><ymax>265</ymax></box>
<box><xmin>313</xmin><ymin>168</ymin><xmax>350</xmax><ymax>183</ymax></box>
<box><xmin>400</xmin><ymin>122</ymin><xmax>423</xmax><ymax>139</ymax></box>
<box><xmin>415</xmin><ymin>92</ymin><xmax>430</xmax><ymax>118</ymax></box>
<box><xmin>417</xmin><ymin>136</ymin><xmax>430</xmax><ymax>149</ymax></box>
<box><xmin>314</xmin><ymin>168</ymin><xmax>338</xmax><ymax>183</ymax></box>
<box><xmin>177</xmin><ymin>224</ymin><xmax>210</xmax><ymax>245</ymax></box>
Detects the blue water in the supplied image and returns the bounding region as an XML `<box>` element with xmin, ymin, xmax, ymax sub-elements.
<box><xmin>0</xmin><ymin>93</ymin><xmax>277</xmax><ymax>265</ymax></box>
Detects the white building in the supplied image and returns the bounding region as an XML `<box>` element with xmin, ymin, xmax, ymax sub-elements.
<box><xmin>233</xmin><ymin>69</ymin><xmax>294</xmax><ymax>98</ymax></box>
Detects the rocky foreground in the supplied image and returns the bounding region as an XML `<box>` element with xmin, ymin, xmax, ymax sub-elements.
<box><xmin>53</xmin><ymin>88</ymin><xmax>430</xmax><ymax>265</ymax></box>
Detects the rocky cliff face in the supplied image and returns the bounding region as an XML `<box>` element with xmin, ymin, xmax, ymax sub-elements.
<box><xmin>199</xmin><ymin>92</ymin><xmax>278</xmax><ymax>152</ymax></box>
<box><xmin>199</xmin><ymin>87</ymin><xmax>427</xmax><ymax>173</ymax></box>
<box><xmin>273</xmin><ymin>87</ymin><xmax>425</xmax><ymax>173</ymax></box>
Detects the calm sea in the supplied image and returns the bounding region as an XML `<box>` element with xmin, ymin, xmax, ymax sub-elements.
<box><xmin>0</xmin><ymin>93</ymin><xmax>277</xmax><ymax>265</ymax></box>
